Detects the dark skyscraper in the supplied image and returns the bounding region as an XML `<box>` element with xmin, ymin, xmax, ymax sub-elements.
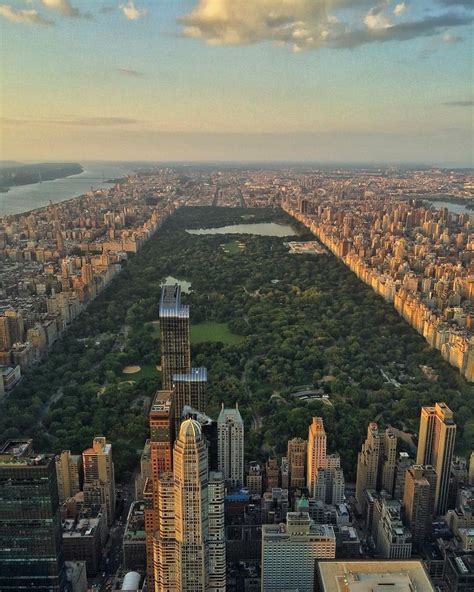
<box><xmin>173</xmin><ymin>367</ymin><xmax>208</xmax><ymax>432</ymax></box>
<box><xmin>159</xmin><ymin>284</ymin><xmax>191</xmax><ymax>390</ymax></box>
<box><xmin>0</xmin><ymin>440</ymin><xmax>67</xmax><ymax>591</ymax></box>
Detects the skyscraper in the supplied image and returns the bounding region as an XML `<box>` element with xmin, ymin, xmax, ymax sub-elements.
<box><xmin>82</xmin><ymin>436</ymin><xmax>115</xmax><ymax>525</ymax></box>
<box><xmin>287</xmin><ymin>437</ymin><xmax>307</xmax><ymax>488</ymax></box>
<box><xmin>307</xmin><ymin>417</ymin><xmax>327</xmax><ymax>496</ymax></box>
<box><xmin>149</xmin><ymin>390</ymin><xmax>175</xmax><ymax>479</ymax></box>
<box><xmin>208</xmin><ymin>471</ymin><xmax>226</xmax><ymax>592</ymax></box>
<box><xmin>173</xmin><ymin>367</ymin><xmax>208</xmax><ymax>432</ymax></box>
<box><xmin>159</xmin><ymin>284</ymin><xmax>191</xmax><ymax>390</ymax></box>
<box><xmin>355</xmin><ymin>422</ymin><xmax>397</xmax><ymax>513</ymax></box>
<box><xmin>145</xmin><ymin>390</ymin><xmax>175</xmax><ymax>590</ymax></box>
<box><xmin>403</xmin><ymin>465</ymin><xmax>437</xmax><ymax>549</ymax></box>
<box><xmin>55</xmin><ymin>450</ymin><xmax>82</xmax><ymax>503</ymax></box>
<box><xmin>217</xmin><ymin>403</ymin><xmax>244</xmax><ymax>488</ymax></box>
<box><xmin>153</xmin><ymin>418</ymin><xmax>225</xmax><ymax>591</ymax></box>
<box><xmin>416</xmin><ymin>402</ymin><xmax>457</xmax><ymax>515</ymax></box>
<box><xmin>0</xmin><ymin>440</ymin><xmax>67</xmax><ymax>591</ymax></box>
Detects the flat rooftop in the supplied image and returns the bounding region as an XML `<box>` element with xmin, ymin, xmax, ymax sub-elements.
<box><xmin>159</xmin><ymin>284</ymin><xmax>189</xmax><ymax>318</ymax></box>
<box><xmin>316</xmin><ymin>561</ymin><xmax>435</xmax><ymax>592</ymax></box>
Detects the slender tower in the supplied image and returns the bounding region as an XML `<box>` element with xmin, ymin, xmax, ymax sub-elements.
<box><xmin>307</xmin><ymin>417</ymin><xmax>327</xmax><ymax>497</ymax></box>
<box><xmin>217</xmin><ymin>403</ymin><xmax>245</xmax><ymax>488</ymax></box>
<box><xmin>416</xmin><ymin>402</ymin><xmax>456</xmax><ymax>515</ymax></box>
<box><xmin>159</xmin><ymin>284</ymin><xmax>191</xmax><ymax>390</ymax></box>
<box><xmin>173</xmin><ymin>418</ymin><xmax>209</xmax><ymax>591</ymax></box>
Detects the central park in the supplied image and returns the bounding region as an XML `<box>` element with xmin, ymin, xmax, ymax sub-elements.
<box><xmin>1</xmin><ymin>206</ymin><xmax>472</xmax><ymax>478</ymax></box>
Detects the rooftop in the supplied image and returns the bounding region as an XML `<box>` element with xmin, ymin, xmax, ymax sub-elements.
<box><xmin>159</xmin><ymin>284</ymin><xmax>189</xmax><ymax>318</ymax></box>
<box><xmin>316</xmin><ymin>561</ymin><xmax>435</xmax><ymax>592</ymax></box>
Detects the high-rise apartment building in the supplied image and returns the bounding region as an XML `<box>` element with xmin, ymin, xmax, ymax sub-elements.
<box><xmin>145</xmin><ymin>390</ymin><xmax>175</xmax><ymax>590</ymax></box>
<box><xmin>307</xmin><ymin>417</ymin><xmax>327</xmax><ymax>496</ymax></box>
<box><xmin>149</xmin><ymin>390</ymin><xmax>175</xmax><ymax>479</ymax></box>
<box><xmin>287</xmin><ymin>437</ymin><xmax>307</xmax><ymax>488</ymax></box>
<box><xmin>208</xmin><ymin>471</ymin><xmax>226</xmax><ymax>592</ymax></box>
<box><xmin>326</xmin><ymin>453</ymin><xmax>345</xmax><ymax>505</ymax></box>
<box><xmin>56</xmin><ymin>450</ymin><xmax>82</xmax><ymax>502</ymax></box>
<box><xmin>217</xmin><ymin>403</ymin><xmax>244</xmax><ymax>488</ymax></box>
<box><xmin>355</xmin><ymin>422</ymin><xmax>397</xmax><ymax>512</ymax></box>
<box><xmin>375</xmin><ymin>498</ymin><xmax>412</xmax><ymax>559</ymax></box>
<box><xmin>261</xmin><ymin>511</ymin><xmax>336</xmax><ymax>592</ymax></box>
<box><xmin>266</xmin><ymin>457</ymin><xmax>280</xmax><ymax>491</ymax></box>
<box><xmin>82</xmin><ymin>437</ymin><xmax>115</xmax><ymax>525</ymax></box>
<box><xmin>153</xmin><ymin>418</ymin><xmax>225</xmax><ymax>591</ymax></box>
<box><xmin>403</xmin><ymin>465</ymin><xmax>437</xmax><ymax>549</ymax></box>
<box><xmin>247</xmin><ymin>461</ymin><xmax>263</xmax><ymax>495</ymax></box>
<box><xmin>0</xmin><ymin>440</ymin><xmax>67</xmax><ymax>591</ymax></box>
<box><xmin>159</xmin><ymin>284</ymin><xmax>191</xmax><ymax>390</ymax></box>
<box><xmin>393</xmin><ymin>452</ymin><xmax>413</xmax><ymax>500</ymax></box>
<box><xmin>416</xmin><ymin>402</ymin><xmax>457</xmax><ymax>515</ymax></box>
<box><xmin>173</xmin><ymin>367</ymin><xmax>208</xmax><ymax>432</ymax></box>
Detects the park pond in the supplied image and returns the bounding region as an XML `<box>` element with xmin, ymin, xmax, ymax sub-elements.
<box><xmin>186</xmin><ymin>222</ymin><xmax>298</xmax><ymax>236</ymax></box>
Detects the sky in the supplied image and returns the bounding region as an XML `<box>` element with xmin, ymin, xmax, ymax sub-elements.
<box><xmin>0</xmin><ymin>0</ymin><xmax>473</xmax><ymax>165</ymax></box>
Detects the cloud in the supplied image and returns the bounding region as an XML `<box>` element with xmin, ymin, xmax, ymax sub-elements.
<box><xmin>364</xmin><ymin>6</ymin><xmax>392</xmax><ymax>30</ymax></box>
<box><xmin>1</xmin><ymin>116</ymin><xmax>140</xmax><ymax>126</ymax></box>
<box><xmin>120</xmin><ymin>0</ymin><xmax>147</xmax><ymax>20</ymax></box>
<box><xmin>442</xmin><ymin>100</ymin><xmax>474</xmax><ymax>107</ymax></box>
<box><xmin>0</xmin><ymin>4</ymin><xmax>54</xmax><ymax>25</ymax></box>
<box><xmin>41</xmin><ymin>0</ymin><xmax>86</xmax><ymax>18</ymax></box>
<box><xmin>393</xmin><ymin>2</ymin><xmax>406</xmax><ymax>15</ymax></box>
<box><xmin>180</xmin><ymin>0</ymin><xmax>473</xmax><ymax>51</ymax></box>
<box><xmin>442</xmin><ymin>32</ymin><xmax>462</xmax><ymax>43</ymax></box>
<box><xmin>117</xmin><ymin>67</ymin><xmax>143</xmax><ymax>76</ymax></box>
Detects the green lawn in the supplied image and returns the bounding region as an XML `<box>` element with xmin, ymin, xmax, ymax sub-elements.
<box><xmin>191</xmin><ymin>322</ymin><xmax>245</xmax><ymax>345</ymax></box>
<box><xmin>221</xmin><ymin>240</ymin><xmax>246</xmax><ymax>254</ymax></box>
<box><xmin>122</xmin><ymin>364</ymin><xmax>160</xmax><ymax>380</ymax></box>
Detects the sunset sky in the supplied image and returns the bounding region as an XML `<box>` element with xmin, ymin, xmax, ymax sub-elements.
<box><xmin>0</xmin><ymin>0</ymin><xmax>472</xmax><ymax>164</ymax></box>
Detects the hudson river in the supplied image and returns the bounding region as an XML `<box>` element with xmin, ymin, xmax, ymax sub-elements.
<box><xmin>0</xmin><ymin>162</ymin><xmax>137</xmax><ymax>216</ymax></box>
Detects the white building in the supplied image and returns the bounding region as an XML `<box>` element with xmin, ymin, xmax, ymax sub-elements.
<box><xmin>261</xmin><ymin>510</ymin><xmax>336</xmax><ymax>592</ymax></box>
<box><xmin>217</xmin><ymin>403</ymin><xmax>244</xmax><ymax>488</ymax></box>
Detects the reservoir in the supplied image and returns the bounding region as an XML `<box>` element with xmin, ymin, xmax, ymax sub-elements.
<box><xmin>425</xmin><ymin>200</ymin><xmax>471</xmax><ymax>216</ymax></box>
<box><xmin>0</xmin><ymin>161</ymin><xmax>136</xmax><ymax>216</ymax></box>
<box><xmin>186</xmin><ymin>222</ymin><xmax>298</xmax><ymax>236</ymax></box>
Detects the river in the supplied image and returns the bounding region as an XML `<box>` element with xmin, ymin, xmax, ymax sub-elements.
<box><xmin>0</xmin><ymin>161</ymin><xmax>137</xmax><ymax>216</ymax></box>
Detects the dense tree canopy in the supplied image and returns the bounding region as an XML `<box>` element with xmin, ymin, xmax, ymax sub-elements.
<box><xmin>1</xmin><ymin>206</ymin><xmax>472</xmax><ymax>480</ymax></box>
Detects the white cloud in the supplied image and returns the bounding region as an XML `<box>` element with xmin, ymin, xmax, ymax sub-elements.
<box><xmin>120</xmin><ymin>0</ymin><xmax>147</xmax><ymax>20</ymax></box>
<box><xmin>393</xmin><ymin>2</ymin><xmax>407</xmax><ymax>16</ymax></box>
<box><xmin>41</xmin><ymin>0</ymin><xmax>81</xmax><ymax>17</ymax></box>
<box><xmin>180</xmin><ymin>0</ymin><xmax>472</xmax><ymax>51</ymax></box>
<box><xmin>364</xmin><ymin>6</ymin><xmax>392</xmax><ymax>30</ymax></box>
<box><xmin>0</xmin><ymin>4</ymin><xmax>53</xmax><ymax>25</ymax></box>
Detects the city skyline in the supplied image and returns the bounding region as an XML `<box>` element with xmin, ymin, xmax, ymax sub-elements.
<box><xmin>0</xmin><ymin>0</ymin><xmax>473</xmax><ymax>165</ymax></box>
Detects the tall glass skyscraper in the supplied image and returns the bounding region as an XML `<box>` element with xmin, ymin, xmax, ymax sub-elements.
<box><xmin>159</xmin><ymin>284</ymin><xmax>191</xmax><ymax>390</ymax></box>
<box><xmin>0</xmin><ymin>440</ymin><xmax>67</xmax><ymax>591</ymax></box>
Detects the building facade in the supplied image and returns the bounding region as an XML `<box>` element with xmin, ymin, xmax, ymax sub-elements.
<box><xmin>0</xmin><ymin>440</ymin><xmax>67</xmax><ymax>591</ymax></box>
<box><xmin>416</xmin><ymin>402</ymin><xmax>457</xmax><ymax>515</ymax></box>
<box><xmin>159</xmin><ymin>284</ymin><xmax>191</xmax><ymax>390</ymax></box>
<box><xmin>261</xmin><ymin>511</ymin><xmax>336</xmax><ymax>592</ymax></box>
<box><xmin>82</xmin><ymin>436</ymin><xmax>115</xmax><ymax>525</ymax></box>
<box><xmin>217</xmin><ymin>403</ymin><xmax>244</xmax><ymax>488</ymax></box>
